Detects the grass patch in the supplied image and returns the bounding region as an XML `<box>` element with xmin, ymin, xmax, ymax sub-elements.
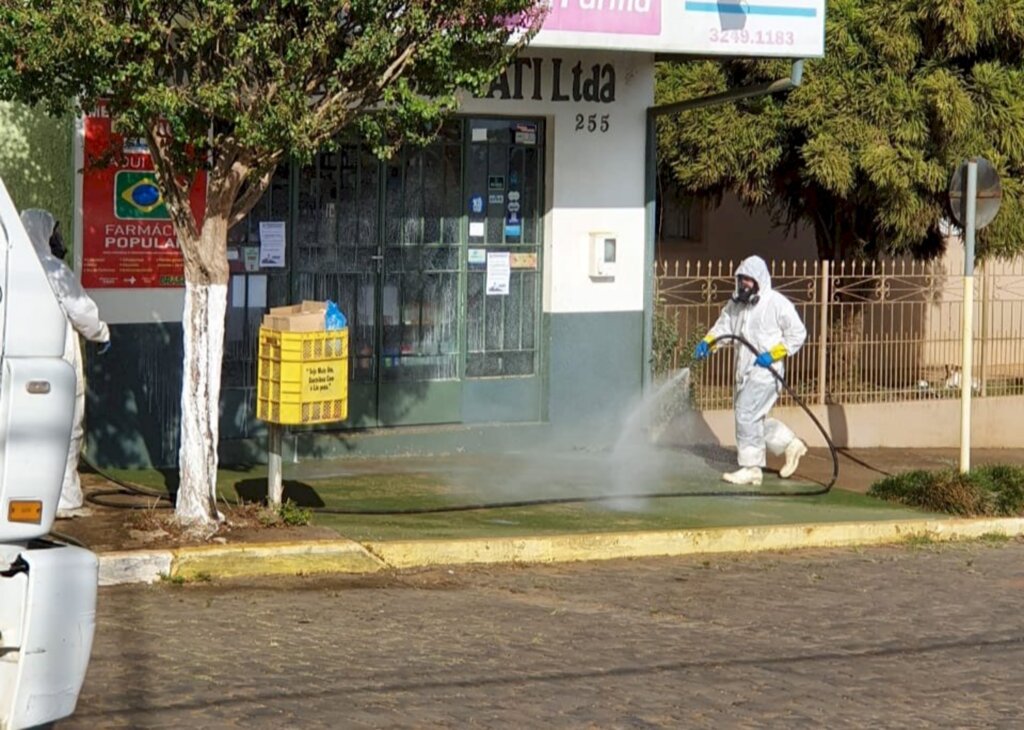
<box><xmin>900</xmin><ymin>534</ymin><xmax>936</xmax><ymax>547</ymax></box>
<box><xmin>160</xmin><ymin>571</ymin><xmax>212</xmax><ymax>585</ymax></box>
<box><xmin>869</xmin><ymin>465</ymin><xmax>1024</xmax><ymax>517</ymax></box>
<box><xmin>977</xmin><ymin>532</ymin><xmax>1011</xmax><ymax>544</ymax></box>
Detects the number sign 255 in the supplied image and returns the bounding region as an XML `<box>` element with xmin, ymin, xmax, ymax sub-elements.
<box><xmin>576</xmin><ymin>114</ymin><xmax>610</xmax><ymax>133</ymax></box>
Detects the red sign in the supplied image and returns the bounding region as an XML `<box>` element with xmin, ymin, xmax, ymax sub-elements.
<box><xmin>82</xmin><ymin>108</ymin><xmax>207</xmax><ymax>288</ymax></box>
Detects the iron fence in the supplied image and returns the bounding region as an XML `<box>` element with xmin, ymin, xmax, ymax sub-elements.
<box><xmin>656</xmin><ymin>258</ymin><xmax>1024</xmax><ymax>410</ymax></box>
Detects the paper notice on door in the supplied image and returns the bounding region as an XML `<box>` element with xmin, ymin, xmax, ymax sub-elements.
<box><xmin>231</xmin><ymin>275</ymin><xmax>246</xmax><ymax>308</ymax></box>
<box><xmin>469</xmin><ymin>221</ymin><xmax>485</xmax><ymax>238</ymax></box>
<box><xmin>486</xmin><ymin>252</ymin><xmax>511</xmax><ymax>295</ymax></box>
<box><xmin>258</xmin><ymin>221</ymin><xmax>286</xmax><ymax>267</ymax></box>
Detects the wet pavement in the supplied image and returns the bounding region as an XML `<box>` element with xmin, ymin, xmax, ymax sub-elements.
<box><xmin>67</xmin><ymin>538</ymin><xmax>1024</xmax><ymax>728</ymax></box>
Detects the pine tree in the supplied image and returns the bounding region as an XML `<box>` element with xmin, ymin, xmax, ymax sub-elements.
<box><xmin>657</xmin><ymin>0</ymin><xmax>1024</xmax><ymax>259</ymax></box>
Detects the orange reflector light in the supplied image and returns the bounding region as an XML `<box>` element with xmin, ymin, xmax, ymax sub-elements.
<box><xmin>8</xmin><ymin>500</ymin><xmax>43</xmax><ymax>524</ymax></box>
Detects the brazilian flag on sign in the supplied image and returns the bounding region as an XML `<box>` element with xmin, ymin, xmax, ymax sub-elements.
<box><xmin>115</xmin><ymin>171</ymin><xmax>169</xmax><ymax>219</ymax></box>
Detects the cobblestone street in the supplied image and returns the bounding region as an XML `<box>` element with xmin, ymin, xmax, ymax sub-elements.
<box><xmin>66</xmin><ymin>540</ymin><xmax>1024</xmax><ymax>728</ymax></box>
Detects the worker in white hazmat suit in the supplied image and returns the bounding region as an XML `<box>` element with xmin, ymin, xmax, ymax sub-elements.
<box><xmin>693</xmin><ymin>255</ymin><xmax>808</xmax><ymax>485</ymax></box>
<box><xmin>21</xmin><ymin>209</ymin><xmax>110</xmax><ymax>514</ymax></box>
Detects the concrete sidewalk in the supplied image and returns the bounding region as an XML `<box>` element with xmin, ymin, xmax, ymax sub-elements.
<box><xmin>68</xmin><ymin>447</ymin><xmax>1024</xmax><ymax>586</ymax></box>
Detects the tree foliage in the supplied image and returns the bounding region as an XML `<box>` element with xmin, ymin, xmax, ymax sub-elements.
<box><xmin>657</xmin><ymin>0</ymin><xmax>1024</xmax><ymax>260</ymax></box>
<box><xmin>0</xmin><ymin>0</ymin><xmax>542</xmax><ymax>269</ymax></box>
<box><xmin>0</xmin><ymin>0</ymin><xmax>542</xmax><ymax>524</ymax></box>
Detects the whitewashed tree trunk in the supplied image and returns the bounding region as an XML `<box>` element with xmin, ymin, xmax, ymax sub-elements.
<box><xmin>175</xmin><ymin>279</ymin><xmax>228</xmax><ymax>524</ymax></box>
<box><xmin>151</xmin><ymin>147</ymin><xmax>270</xmax><ymax>526</ymax></box>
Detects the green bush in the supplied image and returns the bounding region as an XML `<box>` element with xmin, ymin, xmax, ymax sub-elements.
<box><xmin>278</xmin><ymin>499</ymin><xmax>313</xmax><ymax>526</ymax></box>
<box><xmin>651</xmin><ymin>298</ymin><xmax>680</xmax><ymax>377</ymax></box>
<box><xmin>868</xmin><ymin>465</ymin><xmax>1024</xmax><ymax>517</ymax></box>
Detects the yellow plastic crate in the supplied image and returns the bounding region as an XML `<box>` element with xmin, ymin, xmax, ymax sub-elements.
<box><xmin>257</xmin><ymin>327</ymin><xmax>349</xmax><ymax>425</ymax></box>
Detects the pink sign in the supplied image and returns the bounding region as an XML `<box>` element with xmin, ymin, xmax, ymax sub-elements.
<box><xmin>543</xmin><ymin>0</ymin><xmax>661</xmax><ymax>35</ymax></box>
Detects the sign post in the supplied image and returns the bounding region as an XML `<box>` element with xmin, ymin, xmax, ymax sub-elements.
<box><xmin>948</xmin><ymin>157</ymin><xmax>1001</xmax><ymax>474</ymax></box>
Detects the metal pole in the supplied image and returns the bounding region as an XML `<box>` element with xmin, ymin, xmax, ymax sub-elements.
<box><xmin>818</xmin><ymin>259</ymin><xmax>829</xmax><ymax>405</ymax></box>
<box><xmin>649</xmin><ymin>59</ymin><xmax>805</xmax><ymax>117</ymax></box>
<box><xmin>268</xmin><ymin>423</ymin><xmax>284</xmax><ymax>507</ymax></box>
<box><xmin>960</xmin><ymin>159</ymin><xmax>977</xmax><ymax>474</ymax></box>
<box><xmin>642</xmin><ymin>110</ymin><xmax>656</xmax><ymax>392</ymax></box>
<box><xmin>979</xmin><ymin>263</ymin><xmax>989</xmax><ymax>398</ymax></box>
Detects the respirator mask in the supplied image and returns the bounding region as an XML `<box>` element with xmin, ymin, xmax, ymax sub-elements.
<box><xmin>732</xmin><ymin>276</ymin><xmax>760</xmax><ymax>306</ymax></box>
<box><xmin>49</xmin><ymin>222</ymin><xmax>67</xmax><ymax>260</ymax></box>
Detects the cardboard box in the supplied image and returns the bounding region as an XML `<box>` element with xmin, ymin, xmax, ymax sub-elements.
<box><xmin>262</xmin><ymin>300</ymin><xmax>328</xmax><ymax>332</ymax></box>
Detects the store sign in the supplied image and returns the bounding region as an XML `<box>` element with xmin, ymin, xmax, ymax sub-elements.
<box><xmin>81</xmin><ymin>108</ymin><xmax>206</xmax><ymax>288</ymax></box>
<box><xmin>485</xmin><ymin>57</ymin><xmax>615</xmax><ymax>103</ymax></box>
<box><xmin>532</xmin><ymin>0</ymin><xmax>826</xmax><ymax>57</ymax></box>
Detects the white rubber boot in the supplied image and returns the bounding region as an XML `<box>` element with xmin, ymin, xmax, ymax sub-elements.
<box><xmin>721</xmin><ymin>467</ymin><xmax>763</xmax><ymax>485</ymax></box>
<box><xmin>780</xmin><ymin>438</ymin><xmax>808</xmax><ymax>479</ymax></box>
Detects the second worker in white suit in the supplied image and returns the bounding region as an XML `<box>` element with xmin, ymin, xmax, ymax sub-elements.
<box><xmin>21</xmin><ymin>209</ymin><xmax>110</xmax><ymax>515</ymax></box>
<box><xmin>693</xmin><ymin>255</ymin><xmax>808</xmax><ymax>485</ymax></box>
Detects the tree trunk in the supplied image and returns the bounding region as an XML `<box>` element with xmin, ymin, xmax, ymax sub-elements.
<box><xmin>145</xmin><ymin>137</ymin><xmax>273</xmax><ymax>526</ymax></box>
<box><xmin>175</xmin><ymin>218</ymin><xmax>230</xmax><ymax>525</ymax></box>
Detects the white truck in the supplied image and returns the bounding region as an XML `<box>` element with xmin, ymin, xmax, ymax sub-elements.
<box><xmin>0</xmin><ymin>177</ymin><xmax>97</xmax><ymax>729</ymax></box>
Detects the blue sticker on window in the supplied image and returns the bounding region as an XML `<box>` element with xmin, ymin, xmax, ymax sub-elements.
<box><xmin>505</xmin><ymin>211</ymin><xmax>521</xmax><ymax>237</ymax></box>
<box><xmin>470</xmin><ymin>195</ymin><xmax>484</xmax><ymax>214</ymax></box>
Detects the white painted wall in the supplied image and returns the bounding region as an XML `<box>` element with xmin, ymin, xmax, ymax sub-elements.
<box><xmin>683</xmin><ymin>396</ymin><xmax>1024</xmax><ymax>449</ymax></box>
<box><xmin>462</xmin><ymin>49</ymin><xmax>653</xmax><ymax>314</ymax></box>
<box><xmin>659</xmin><ymin>192</ymin><xmax>817</xmax><ymax>265</ymax></box>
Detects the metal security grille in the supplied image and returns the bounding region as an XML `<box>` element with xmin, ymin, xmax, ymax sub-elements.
<box><xmin>224</xmin><ymin>116</ymin><xmax>546</xmax><ymax>418</ymax></box>
<box><xmin>465</xmin><ymin>119</ymin><xmax>543</xmax><ymax>378</ymax></box>
<box><xmin>657</xmin><ymin>257</ymin><xmax>1024</xmax><ymax>409</ymax></box>
<box><xmin>291</xmin><ymin>127</ymin><xmax>464</xmax><ymax>385</ymax></box>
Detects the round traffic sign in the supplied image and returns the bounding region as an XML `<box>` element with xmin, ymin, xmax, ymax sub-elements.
<box><xmin>949</xmin><ymin>157</ymin><xmax>1002</xmax><ymax>230</ymax></box>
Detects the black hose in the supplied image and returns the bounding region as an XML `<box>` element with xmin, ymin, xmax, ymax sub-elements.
<box><xmin>82</xmin><ymin>334</ymin><xmax>839</xmax><ymax>515</ymax></box>
<box><xmin>82</xmin><ymin>456</ymin><xmax>175</xmax><ymax>510</ymax></box>
<box><xmin>315</xmin><ymin>334</ymin><xmax>839</xmax><ymax>514</ymax></box>
<box><xmin>700</xmin><ymin>334</ymin><xmax>840</xmax><ymax>496</ymax></box>
<box><xmin>48</xmin><ymin>530</ymin><xmax>88</xmax><ymax>548</ymax></box>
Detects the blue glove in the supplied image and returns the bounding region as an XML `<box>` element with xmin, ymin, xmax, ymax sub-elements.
<box><xmin>693</xmin><ymin>340</ymin><xmax>711</xmax><ymax>361</ymax></box>
<box><xmin>98</xmin><ymin>341</ymin><xmax>112</xmax><ymax>355</ymax></box>
<box><xmin>755</xmin><ymin>351</ymin><xmax>774</xmax><ymax>368</ymax></box>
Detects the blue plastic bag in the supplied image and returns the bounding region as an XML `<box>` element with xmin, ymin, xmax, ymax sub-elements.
<box><xmin>325</xmin><ymin>300</ymin><xmax>347</xmax><ymax>330</ymax></box>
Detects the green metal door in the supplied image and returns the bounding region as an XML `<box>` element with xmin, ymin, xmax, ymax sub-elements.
<box><xmin>291</xmin><ymin>126</ymin><xmax>463</xmax><ymax>426</ymax></box>
<box><xmin>288</xmin><ymin>118</ymin><xmax>544</xmax><ymax>429</ymax></box>
<box><xmin>376</xmin><ymin>124</ymin><xmax>464</xmax><ymax>425</ymax></box>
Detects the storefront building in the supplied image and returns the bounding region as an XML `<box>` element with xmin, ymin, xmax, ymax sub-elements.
<box><xmin>78</xmin><ymin>2</ymin><xmax>826</xmax><ymax>468</ymax></box>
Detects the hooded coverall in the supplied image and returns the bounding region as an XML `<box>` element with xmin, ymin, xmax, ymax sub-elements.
<box><xmin>21</xmin><ymin>209</ymin><xmax>110</xmax><ymax>511</ymax></box>
<box><xmin>704</xmin><ymin>255</ymin><xmax>807</xmax><ymax>468</ymax></box>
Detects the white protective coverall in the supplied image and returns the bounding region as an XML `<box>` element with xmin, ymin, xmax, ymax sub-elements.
<box><xmin>21</xmin><ymin>209</ymin><xmax>110</xmax><ymax>511</ymax></box>
<box><xmin>705</xmin><ymin>255</ymin><xmax>807</xmax><ymax>468</ymax></box>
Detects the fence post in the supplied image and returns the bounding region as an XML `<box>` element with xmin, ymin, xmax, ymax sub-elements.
<box><xmin>818</xmin><ymin>259</ymin><xmax>829</xmax><ymax>405</ymax></box>
<box><xmin>979</xmin><ymin>264</ymin><xmax>989</xmax><ymax>397</ymax></box>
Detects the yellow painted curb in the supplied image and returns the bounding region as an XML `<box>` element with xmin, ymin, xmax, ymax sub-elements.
<box><xmin>365</xmin><ymin>517</ymin><xmax>1024</xmax><ymax>569</ymax></box>
<box><xmin>150</xmin><ymin>517</ymin><xmax>1024</xmax><ymax>582</ymax></box>
<box><xmin>171</xmin><ymin>539</ymin><xmax>386</xmax><ymax>580</ymax></box>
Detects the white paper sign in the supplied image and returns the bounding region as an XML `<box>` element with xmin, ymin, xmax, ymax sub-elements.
<box><xmin>248</xmin><ymin>275</ymin><xmax>268</xmax><ymax>309</ymax></box>
<box><xmin>486</xmin><ymin>252</ymin><xmax>511</xmax><ymax>295</ymax></box>
<box><xmin>231</xmin><ymin>275</ymin><xmax>246</xmax><ymax>308</ymax></box>
<box><xmin>469</xmin><ymin>221</ymin><xmax>485</xmax><ymax>238</ymax></box>
<box><xmin>259</xmin><ymin>221</ymin><xmax>287</xmax><ymax>268</ymax></box>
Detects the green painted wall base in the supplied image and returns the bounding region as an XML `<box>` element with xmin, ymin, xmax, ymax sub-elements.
<box><xmin>86</xmin><ymin>310</ymin><xmax>646</xmax><ymax>468</ymax></box>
